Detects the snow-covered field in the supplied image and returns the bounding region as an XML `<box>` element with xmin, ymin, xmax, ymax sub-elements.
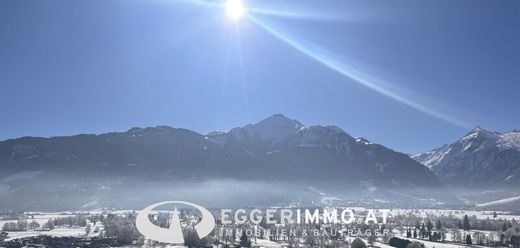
<box><xmin>0</xmin><ymin>213</ymin><xmax>76</xmax><ymax>229</ymax></box>
<box><xmin>399</xmin><ymin>237</ymin><xmax>471</xmax><ymax>248</ymax></box>
<box><xmin>0</xmin><ymin>215</ymin><xmax>104</xmax><ymax>242</ymax></box>
<box><xmin>3</xmin><ymin>227</ymin><xmax>86</xmax><ymax>241</ymax></box>
<box><xmin>387</xmin><ymin>208</ymin><xmax>520</xmax><ymax>221</ymax></box>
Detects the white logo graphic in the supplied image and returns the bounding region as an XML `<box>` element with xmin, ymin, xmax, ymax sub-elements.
<box><xmin>135</xmin><ymin>201</ymin><xmax>216</xmax><ymax>244</ymax></box>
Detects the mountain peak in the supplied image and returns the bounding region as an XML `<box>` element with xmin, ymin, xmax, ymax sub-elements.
<box><xmin>469</xmin><ymin>125</ymin><xmax>486</xmax><ymax>133</ymax></box>
<box><xmin>252</xmin><ymin>114</ymin><xmax>303</xmax><ymax>140</ymax></box>
<box><xmin>125</xmin><ymin>125</ymin><xmax>178</xmax><ymax>136</ymax></box>
<box><xmin>465</xmin><ymin>125</ymin><xmax>498</xmax><ymax>138</ymax></box>
<box><xmin>227</xmin><ymin>114</ymin><xmax>303</xmax><ymax>143</ymax></box>
<box><xmin>255</xmin><ymin>114</ymin><xmax>302</xmax><ymax>128</ymax></box>
<box><xmin>253</xmin><ymin>114</ymin><xmax>304</xmax><ymax>134</ymax></box>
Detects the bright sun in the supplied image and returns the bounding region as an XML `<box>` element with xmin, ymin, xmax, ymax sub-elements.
<box><xmin>226</xmin><ymin>0</ymin><xmax>245</xmax><ymax>20</ymax></box>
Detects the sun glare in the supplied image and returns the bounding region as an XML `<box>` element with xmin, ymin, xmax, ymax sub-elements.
<box><xmin>226</xmin><ymin>0</ymin><xmax>245</xmax><ymax>19</ymax></box>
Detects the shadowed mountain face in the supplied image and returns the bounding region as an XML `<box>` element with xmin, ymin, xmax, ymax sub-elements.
<box><xmin>413</xmin><ymin>127</ymin><xmax>520</xmax><ymax>189</ymax></box>
<box><xmin>0</xmin><ymin>114</ymin><xmax>455</xmax><ymax>211</ymax></box>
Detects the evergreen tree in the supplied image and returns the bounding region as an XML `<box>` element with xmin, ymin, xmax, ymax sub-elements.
<box><xmin>239</xmin><ymin>230</ymin><xmax>251</xmax><ymax>247</ymax></box>
<box><xmin>29</xmin><ymin>220</ymin><xmax>40</xmax><ymax>230</ymax></box>
<box><xmin>463</xmin><ymin>215</ymin><xmax>471</xmax><ymax>231</ymax></box>
<box><xmin>435</xmin><ymin>220</ymin><xmax>442</xmax><ymax>230</ymax></box>
<box><xmin>466</xmin><ymin>234</ymin><xmax>472</xmax><ymax>245</ymax></box>
<box><xmin>426</xmin><ymin>220</ymin><xmax>433</xmax><ymax>232</ymax></box>
<box><xmin>352</xmin><ymin>238</ymin><xmax>367</xmax><ymax>248</ymax></box>
<box><xmin>420</xmin><ymin>224</ymin><xmax>426</xmax><ymax>239</ymax></box>
<box><xmin>44</xmin><ymin>220</ymin><xmax>54</xmax><ymax>230</ymax></box>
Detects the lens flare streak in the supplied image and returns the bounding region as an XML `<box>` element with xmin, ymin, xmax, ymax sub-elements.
<box><xmin>248</xmin><ymin>16</ymin><xmax>470</xmax><ymax>128</ymax></box>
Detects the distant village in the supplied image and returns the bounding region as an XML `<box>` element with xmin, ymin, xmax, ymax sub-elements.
<box><xmin>0</xmin><ymin>208</ymin><xmax>519</xmax><ymax>248</ymax></box>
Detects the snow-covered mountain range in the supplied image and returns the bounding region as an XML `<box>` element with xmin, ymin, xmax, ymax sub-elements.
<box><xmin>413</xmin><ymin>126</ymin><xmax>520</xmax><ymax>188</ymax></box>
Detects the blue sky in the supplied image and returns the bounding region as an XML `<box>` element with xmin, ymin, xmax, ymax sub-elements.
<box><xmin>1</xmin><ymin>0</ymin><xmax>519</xmax><ymax>154</ymax></box>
